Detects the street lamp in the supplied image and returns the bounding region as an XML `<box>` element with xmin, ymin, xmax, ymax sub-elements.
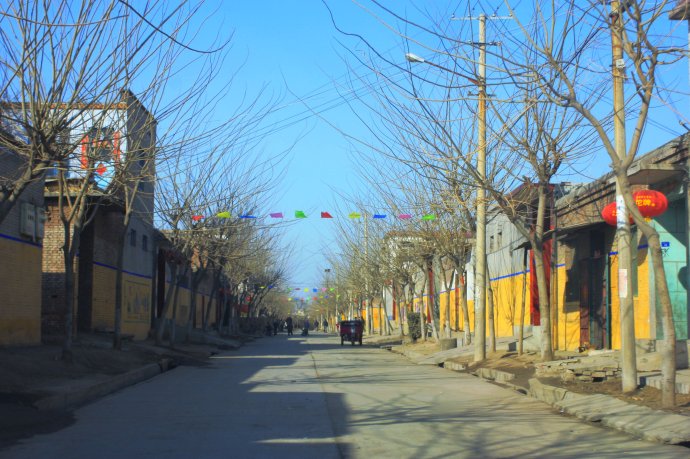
<box><xmin>406</xmin><ymin>32</ymin><xmax>488</xmax><ymax>362</ymax></box>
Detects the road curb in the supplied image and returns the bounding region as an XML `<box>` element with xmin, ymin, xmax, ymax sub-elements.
<box><xmin>528</xmin><ymin>378</ymin><xmax>690</xmax><ymax>445</ymax></box>
<box><xmin>34</xmin><ymin>361</ymin><xmax>168</xmax><ymax>411</ymax></box>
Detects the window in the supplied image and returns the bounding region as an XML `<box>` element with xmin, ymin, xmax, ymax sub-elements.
<box><xmin>496</xmin><ymin>226</ymin><xmax>503</xmax><ymax>248</ymax></box>
<box><xmin>489</xmin><ymin>235</ymin><xmax>495</xmax><ymax>252</ymax></box>
<box><xmin>129</xmin><ymin>229</ymin><xmax>137</xmax><ymax>247</ymax></box>
<box><xmin>142</xmin><ymin>235</ymin><xmax>148</xmax><ymax>252</ymax></box>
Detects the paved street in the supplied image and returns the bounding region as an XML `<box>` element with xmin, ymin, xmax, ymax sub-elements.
<box><xmin>2</xmin><ymin>334</ymin><xmax>689</xmax><ymax>459</ymax></box>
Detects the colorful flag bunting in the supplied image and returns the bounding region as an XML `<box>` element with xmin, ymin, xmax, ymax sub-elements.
<box><xmin>398</xmin><ymin>214</ymin><xmax>412</xmax><ymax>219</ymax></box>
<box><xmin>295</xmin><ymin>210</ymin><xmax>307</xmax><ymax>218</ymax></box>
<box><xmin>270</xmin><ymin>212</ymin><xmax>283</xmax><ymax>218</ymax></box>
<box><xmin>321</xmin><ymin>212</ymin><xmax>333</xmax><ymax>218</ymax></box>
<box><xmin>373</xmin><ymin>214</ymin><xmax>386</xmax><ymax>219</ymax></box>
<box><xmin>216</xmin><ymin>211</ymin><xmax>231</xmax><ymax>218</ymax></box>
<box><xmin>348</xmin><ymin>212</ymin><xmax>361</xmax><ymax>219</ymax></box>
<box><xmin>191</xmin><ymin>215</ymin><xmax>204</xmax><ymax>221</ymax></box>
<box><xmin>422</xmin><ymin>214</ymin><xmax>436</xmax><ymax>221</ymax></box>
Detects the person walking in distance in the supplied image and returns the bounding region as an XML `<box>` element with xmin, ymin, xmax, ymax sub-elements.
<box><xmin>285</xmin><ymin>316</ymin><xmax>293</xmax><ymax>336</ymax></box>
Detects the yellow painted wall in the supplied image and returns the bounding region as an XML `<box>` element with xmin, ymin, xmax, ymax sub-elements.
<box><xmin>609</xmin><ymin>245</ymin><xmax>653</xmax><ymax>349</ymax></box>
<box><xmin>489</xmin><ymin>274</ymin><xmax>530</xmax><ymax>338</ymax></box>
<box><xmin>91</xmin><ymin>265</ymin><xmax>152</xmax><ymax>340</ymax></box>
<box><xmin>91</xmin><ymin>264</ymin><xmax>116</xmax><ymax>331</ymax></box>
<box><xmin>556</xmin><ymin>265</ymin><xmax>580</xmax><ymax>351</ymax></box>
<box><xmin>194</xmin><ymin>293</ymin><xmax>217</xmax><ymax>327</ymax></box>
<box><xmin>0</xmin><ymin>237</ymin><xmax>42</xmax><ymax>345</ymax></box>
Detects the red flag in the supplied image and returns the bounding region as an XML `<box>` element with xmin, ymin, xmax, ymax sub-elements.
<box><xmin>321</xmin><ymin>212</ymin><xmax>333</xmax><ymax>218</ymax></box>
<box><xmin>192</xmin><ymin>215</ymin><xmax>204</xmax><ymax>221</ymax></box>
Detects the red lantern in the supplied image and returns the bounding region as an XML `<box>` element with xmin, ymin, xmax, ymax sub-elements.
<box><xmin>632</xmin><ymin>189</ymin><xmax>668</xmax><ymax>218</ymax></box>
<box><xmin>601</xmin><ymin>202</ymin><xmax>622</xmax><ymax>226</ymax></box>
<box><xmin>601</xmin><ymin>190</ymin><xmax>668</xmax><ymax>226</ymax></box>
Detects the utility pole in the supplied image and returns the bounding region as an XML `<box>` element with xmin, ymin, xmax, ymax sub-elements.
<box><xmin>363</xmin><ymin>213</ymin><xmax>372</xmax><ymax>334</ymax></box>
<box><xmin>475</xmin><ymin>13</ymin><xmax>488</xmax><ymax>362</ymax></box>
<box><xmin>611</xmin><ymin>0</ymin><xmax>636</xmax><ymax>392</ymax></box>
<box><xmin>451</xmin><ymin>12</ymin><xmax>510</xmax><ymax>362</ymax></box>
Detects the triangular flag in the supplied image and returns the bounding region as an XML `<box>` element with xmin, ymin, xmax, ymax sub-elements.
<box><xmin>295</xmin><ymin>210</ymin><xmax>307</xmax><ymax>218</ymax></box>
<box><xmin>313</xmin><ymin>288</ymin><xmax>318</xmax><ymax>293</ymax></box>
<box><xmin>373</xmin><ymin>214</ymin><xmax>386</xmax><ymax>219</ymax></box>
<box><xmin>191</xmin><ymin>215</ymin><xmax>204</xmax><ymax>221</ymax></box>
<box><xmin>349</xmin><ymin>212</ymin><xmax>361</xmax><ymax>219</ymax></box>
<box><xmin>303</xmin><ymin>288</ymin><xmax>309</xmax><ymax>292</ymax></box>
<box><xmin>240</xmin><ymin>215</ymin><xmax>257</xmax><ymax>219</ymax></box>
<box><xmin>270</xmin><ymin>212</ymin><xmax>283</xmax><ymax>218</ymax></box>
<box><xmin>398</xmin><ymin>214</ymin><xmax>412</xmax><ymax>220</ymax></box>
<box><xmin>321</xmin><ymin>212</ymin><xmax>333</xmax><ymax>218</ymax></box>
<box><xmin>217</xmin><ymin>211</ymin><xmax>231</xmax><ymax>218</ymax></box>
<box><xmin>422</xmin><ymin>214</ymin><xmax>436</xmax><ymax>221</ymax></box>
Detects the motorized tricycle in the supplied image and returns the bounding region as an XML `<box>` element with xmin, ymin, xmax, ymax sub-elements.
<box><xmin>339</xmin><ymin>320</ymin><xmax>363</xmax><ymax>346</ymax></box>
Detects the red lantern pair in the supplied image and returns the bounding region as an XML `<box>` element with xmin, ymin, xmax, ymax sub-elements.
<box><xmin>601</xmin><ymin>190</ymin><xmax>668</xmax><ymax>226</ymax></box>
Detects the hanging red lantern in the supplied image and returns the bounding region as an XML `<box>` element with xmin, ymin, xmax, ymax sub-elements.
<box><xmin>601</xmin><ymin>202</ymin><xmax>622</xmax><ymax>226</ymax></box>
<box><xmin>601</xmin><ymin>190</ymin><xmax>668</xmax><ymax>226</ymax></box>
<box><xmin>633</xmin><ymin>189</ymin><xmax>668</xmax><ymax>218</ymax></box>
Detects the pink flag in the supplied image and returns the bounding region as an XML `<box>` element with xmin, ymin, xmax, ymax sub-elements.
<box><xmin>270</xmin><ymin>212</ymin><xmax>283</xmax><ymax>218</ymax></box>
<box><xmin>398</xmin><ymin>214</ymin><xmax>412</xmax><ymax>219</ymax></box>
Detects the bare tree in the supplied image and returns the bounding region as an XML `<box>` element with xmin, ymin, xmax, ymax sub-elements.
<box><xmin>492</xmin><ymin>0</ymin><xmax>685</xmax><ymax>406</ymax></box>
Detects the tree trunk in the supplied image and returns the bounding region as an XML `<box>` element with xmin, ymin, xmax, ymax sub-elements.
<box><xmin>442</xmin><ymin>269</ymin><xmax>451</xmax><ymax>339</ymax></box>
<box><xmin>169</xmin><ymin>278</ymin><xmax>182</xmax><ymax>348</ymax></box>
<box><xmin>61</xmin><ymin>213</ymin><xmax>84</xmax><ymax>362</ymax></box>
<box><xmin>519</xmin><ymin>249</ymin><xmax>528</xmax><ymax>355</ymax></box>
<box><xmin>154</xmin><ymin>263</ymin><xmax>178</xmax><ymax>345</ymax></box>
<box><xmin>427</xmin><ymin>257</ymin><xmax>441</xmax><ymax>342</ymax></box>
<box><xmin>203</xmin><ymin>273</ymin><xmax>220</xmax><ymax>332</ymax></box>
<box><xmin>638</xmin><ymin>224</ymin><xmax>676</xmax><ymax>407</ymax></box>
<box><xmin>113</xmin><ymin>214</ymin><xmax>129</xmax><ymax>350</ymax></box>
<box><xmin>457</xmin><ymin>269</ymin><xmax>471</xmax><ymax>346</ymax></box>
<box><xmin>488</xmin><ymin>284</ymin><xmax>496</xmax><ymax>354</ymax></box>
<box><xmin>531</xmin><ymin>187</ymin><xmax>553</xmax><ymax>361</ymax></box>
<box><xmin>62</xmin><ymin>241</ymin><xmax>76</xmax><ymax>363</ymax></box>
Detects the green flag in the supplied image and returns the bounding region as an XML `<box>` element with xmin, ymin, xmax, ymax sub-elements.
<box><xmin>421</xmin><ymin>214</ymin><xmax>436</xmax><ymax>221</ymax></box>
<box><xmin>295</xmin><ymin>210</ymin><xmax>307</xmax><ymax>218</ymax></box>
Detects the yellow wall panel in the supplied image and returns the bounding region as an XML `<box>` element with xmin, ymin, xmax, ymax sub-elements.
<box><xmin>0</xmin><ymin>238</ymin><xmax>42</xmax><ymax>345</ymax></box>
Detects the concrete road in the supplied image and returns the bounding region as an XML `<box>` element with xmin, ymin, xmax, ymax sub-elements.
<box><xmin>2</xmin><ymin>334</ymin><xmax>689</xmax><ymax>459</ymax></box>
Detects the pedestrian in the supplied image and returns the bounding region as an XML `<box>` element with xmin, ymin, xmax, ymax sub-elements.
<box><xmin>323</xmin><ymin>319</ymin><xmax>328</xmax><ymax>332</ymax></box>
<box><xmin>302</xmin><ymin>318</ymin><xmax>310</xmax><ymax>336</ymax></box>
<box><xmin>286</xmin><ymin>316</ymin><xmax>293</xmax><ymax>336</ymax></box>
<box><xmin>272</xmin><ymin>319</ymin><xmax>279</xmax><ymax>336</ymax></box>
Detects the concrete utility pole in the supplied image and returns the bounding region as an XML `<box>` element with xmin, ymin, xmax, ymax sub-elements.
<box><xmin>611</xmin><ymin>0</ymin><xmax>637</xmax><ymax>393</ymax></box>
<box><xmin>474</xmin><ymin>13</ymin><xmax>488</xmax><ymax>362</ymax></box>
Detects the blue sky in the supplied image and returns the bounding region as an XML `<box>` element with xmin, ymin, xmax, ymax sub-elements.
<box><xmin>181</xmin><ymin>1</ymin><xmax>690</xmax><ymax>292</ymax></box>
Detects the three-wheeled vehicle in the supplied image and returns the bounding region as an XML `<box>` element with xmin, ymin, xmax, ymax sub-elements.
<box><xmin>339</xmin><ymin>320</ymin><xmax>363</xmax><ymax>346</ymax></box>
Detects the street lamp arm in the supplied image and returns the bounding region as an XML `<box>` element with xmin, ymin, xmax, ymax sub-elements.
<box><xmin>405</xmin><ymin>53</ymin><xmax>479</xmax><ymax>85</ymax></box>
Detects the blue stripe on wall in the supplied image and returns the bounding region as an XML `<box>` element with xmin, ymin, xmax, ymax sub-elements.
<box><xmin>92</xmin><ymin>260</ymin><xmax>152</xmax><ymax>280</ymax></box>
<box><xmin>0</xmin><ymin>232</ymin><xmax>42</xmax><ymax>248</ymax></box>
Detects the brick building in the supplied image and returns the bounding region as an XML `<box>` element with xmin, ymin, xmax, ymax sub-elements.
<box><xmin>42</xmin><ymin>91</ymin><xmax>157</xmax><ymax>341</ymax></box>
